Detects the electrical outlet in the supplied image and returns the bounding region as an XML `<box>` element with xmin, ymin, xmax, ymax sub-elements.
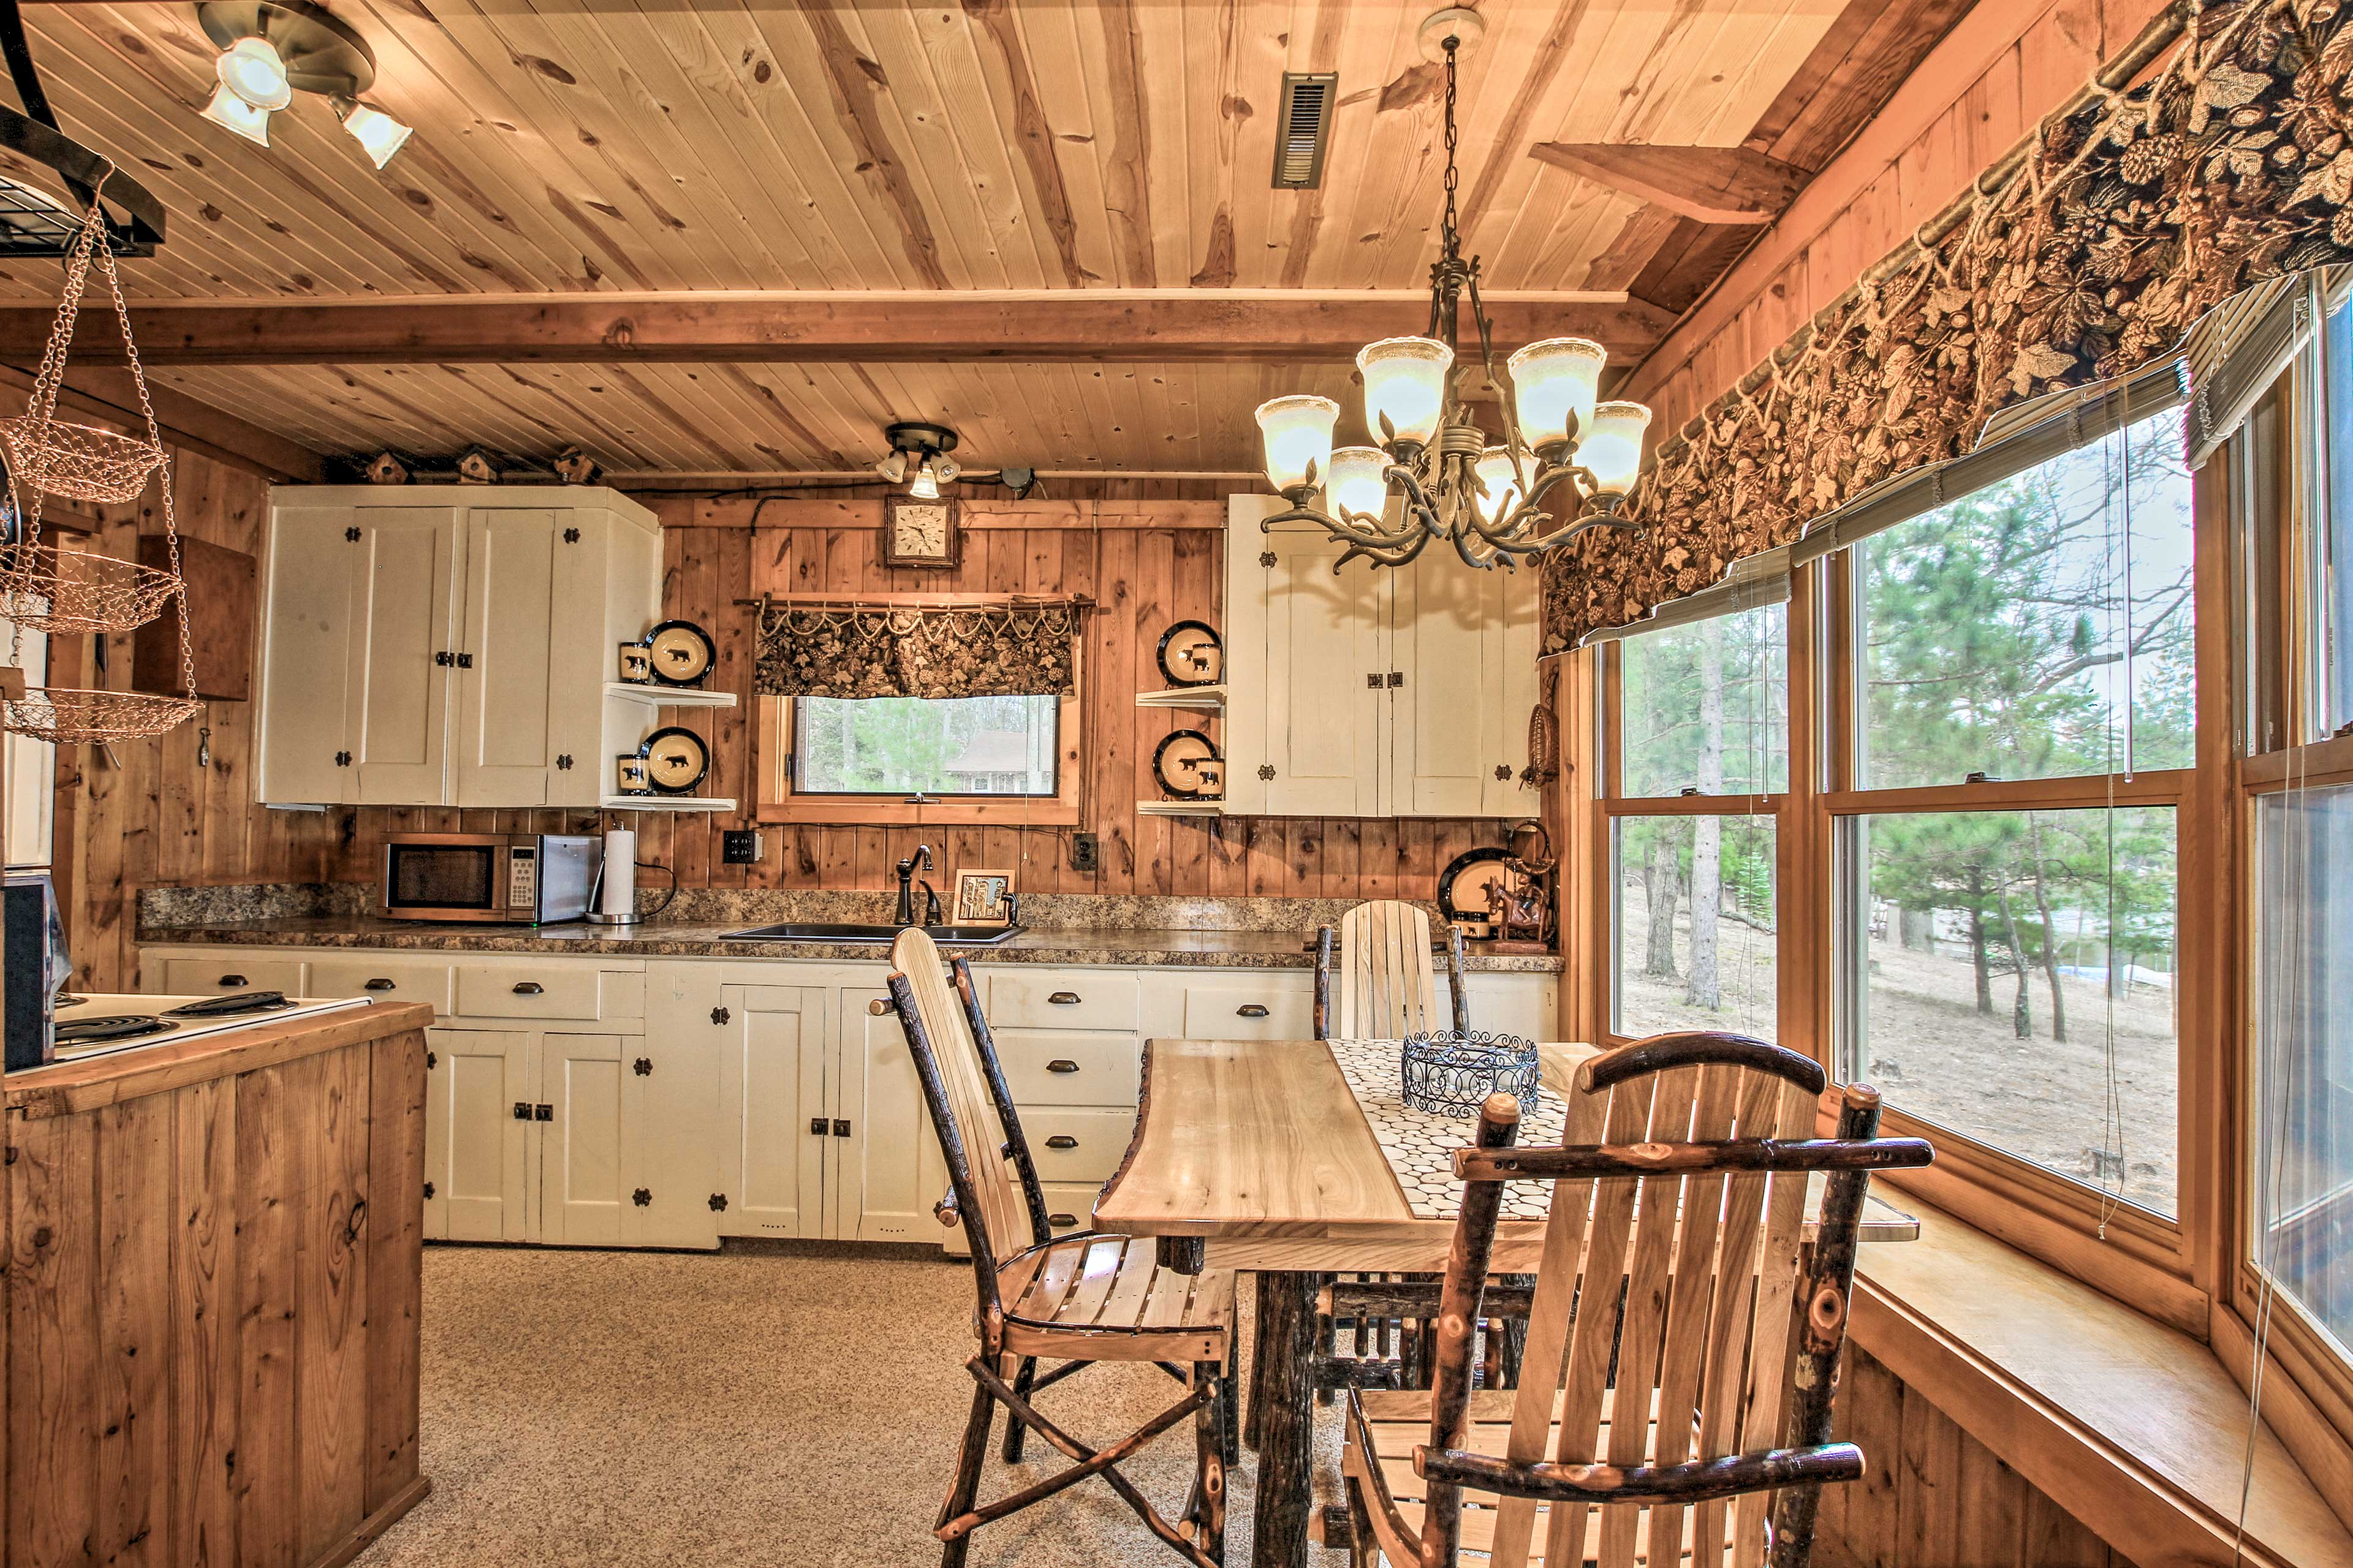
<box><xmin>1069</xmin><ymin>831</ymin><xmax>1101</xmax><ymax>873</ymax></box>
<box><xmin>721</xmin><ymin>830</ymin><xmax>764</xmax><ymax>865</ymax></box>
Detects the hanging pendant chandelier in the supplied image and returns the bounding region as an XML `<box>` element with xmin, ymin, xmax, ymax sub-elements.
<box><xmin>1253</xmin><ymin>9</ymin><xmax>1652</xmax><ymax>572</ymax></box>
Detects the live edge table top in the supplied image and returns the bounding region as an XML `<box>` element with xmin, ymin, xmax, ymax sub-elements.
<box><xmin>1092</xmin><ymin>1038</ymin><xmax>1918</xmax><ymax>1273</ymax></box>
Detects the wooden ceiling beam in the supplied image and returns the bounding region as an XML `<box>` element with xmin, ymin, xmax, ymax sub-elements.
<box><xmin>0</xmin><ymin>291</ymin><xmax>1677</xmax><ymax>368</ymax></box>
<box><xmin>1529</xmin><ymin>143</ymin><xmax>1809</xmax><ymax>226</ymax></box>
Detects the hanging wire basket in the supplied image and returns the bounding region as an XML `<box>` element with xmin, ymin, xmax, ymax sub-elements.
<box><xmin>0</xmin><ymin>413</ymin><xmax>162</xmax><ymax>504</ymax></box>
<box><xmin>0</xmin><ymin>545</ymin><xmax>179</xmax><ymax>635</ymax></box>
<box><xmin>2</xmin><ymin>684</ymin><xmax>199</xmax><ymax>744</ymax></box>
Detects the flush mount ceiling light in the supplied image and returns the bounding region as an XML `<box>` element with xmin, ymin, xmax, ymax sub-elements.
<box><xmin>1251</xmin><ymin>7</ymin><xmax>1652</xmax><ymax>572</ymax></box>
<box><xmin>194</xmin><ymin>0</ymin><xmax>412</xmax><ymax>165</ymax></box>
<box><xmin>874</xmin><ymin>422</ymin><xmax>961</xmax><ymax>498</ymax></box>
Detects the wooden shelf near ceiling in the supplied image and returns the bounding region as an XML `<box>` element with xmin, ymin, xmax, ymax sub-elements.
<box><xmin>1135</xmin><ymin>685</ymin><xmax>1227</xmax><ymax>710</ymax></box>
<box><xmin>605</xmin><ymin>683</ymin><xmax>738</xmax><ymax>709</ymax></box>
<box><xmin>602</xmin><ymin>796</ymin><xmax>738</xmax><ymax>812</ymax></box>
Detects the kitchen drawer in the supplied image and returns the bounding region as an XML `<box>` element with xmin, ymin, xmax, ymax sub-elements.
<box><xmin>1020</xmin><ymin>1107</ymin><xmax>1134</xmax><ymax>1184</ymax></box>
<box><xmin>455</xmin><ymin>963</ymin><xmax>644</xmax><ymax>1021</ymax></box>
<box><xmin>992</xmin><ymin>1028</ymin><xmax>1140</xmax><ymax>1107</ymax></box>
<box><xmin>307</xmin><ymin>955</ymin><xmax>455</xmax><ymax>1013</ymax></box>
<box><xmin>1040</xmin><ymin>1181</ymin><xmax>1107</xmax><ymax>1237</ymax></box>
<box><xmin>160</xmin><ymin>955</ymin><xmax>308</xmax><ymax>997</ymax></box>
<box><xmin>1181</xmin><ymin>981</ymin><xmax>1314</xmax><ymax>1039</ymax></box>
<box><xmin>985</xmin><ymin>969</ymin><xmax>1141</xmax><ymax>1031</ymax></box>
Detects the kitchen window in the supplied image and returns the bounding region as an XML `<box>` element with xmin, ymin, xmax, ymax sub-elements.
<box><xmin>759</xmin><ymin>689</ymin><xmax>1083</xmax><ymax>825</ymax></box>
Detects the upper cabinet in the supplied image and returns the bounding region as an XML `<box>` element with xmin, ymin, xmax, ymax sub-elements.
<box><xmin>1222</xmin><ymin>495</ymin><xmax>1539</xmax><ymax>819</ymax></box>
<box><xmin>257</xmin><ymin>486</ymin><xmax>661</xmax><ymax>808</ymax></box>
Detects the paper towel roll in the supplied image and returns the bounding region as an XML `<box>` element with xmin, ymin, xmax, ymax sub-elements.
<box><xmin>600</xmin><ymin>828</ymin><xmax>637</xmax><ymax>918</ymax></box>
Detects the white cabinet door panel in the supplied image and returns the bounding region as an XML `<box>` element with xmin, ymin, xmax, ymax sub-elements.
<box><xmin>835</xmin><ymin>985</ymin><xmax>947</xmax><ymax>1244</ymax></box>
<box><xmin>539</xmin><ymin>1031</ymin><xmax>629</xmax><ymax>1246</ymax></box>
<box><xmin>425</xmin><ymin>1026</ymin><xmax>530</xmax><ymax>1243</ymax></box>
<box><xmin>1391</xmin><ymin>558</ymin><xmax>1540</xmax><ymax>817</ymax></box>
<box><xmin>715</xmin><ymin>985</ymin><xmax>827</xmax><ymax>1238</ymax></box>
<box><xmin>454</xmin><ymin>509</ymin><xmax>594</xmax><ymax>807</ymax></box>
<box><xmin>1257</xmin><ymin>523</ymin><xmax>1387</xmax><ymax>816</ymax></box>
<box><xmin>346</xmin><ymin>509</ymin><xmax>458</xmax><ymax>805</ymax></box>
<box><xmin>256</xmin><ymin>514</ymin><xmax>354</xmax><ymax>805</ymax></box>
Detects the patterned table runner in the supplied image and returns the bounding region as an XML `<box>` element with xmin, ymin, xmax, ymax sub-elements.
<box><xmin>1325</xmin><ymin>1038</ymin><xmax>1567</xmax><ymax>1221</ymax></box>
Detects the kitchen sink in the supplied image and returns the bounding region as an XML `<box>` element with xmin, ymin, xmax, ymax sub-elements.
<box><xmin>723</xmin><ymin>922</ymin><xmax>1026</xmax><ymax>946</ymax></box>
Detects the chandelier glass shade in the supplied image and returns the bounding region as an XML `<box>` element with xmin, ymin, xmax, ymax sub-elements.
<box><xmin>1252</xmin><ymin>14</ymin><xmax>1651</xmax><ymax>571</ymax></box>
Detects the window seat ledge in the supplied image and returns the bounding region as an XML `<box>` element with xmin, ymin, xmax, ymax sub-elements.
<box><xmin>1850</xmin><ymin>1199</ymin><xmax>2353</xmax><ymax>1568</ymax></box>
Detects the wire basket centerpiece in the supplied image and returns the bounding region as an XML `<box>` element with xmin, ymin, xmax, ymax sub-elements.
<box><xmin>1399</xmin><ymin>1030</ymin><xmax>1542</xmax><ymax>1119</ymax></box>
<box><xmin>0</xmin><ymin>161</ymin><xmax>201</xmax><ymax>747</ymax></box>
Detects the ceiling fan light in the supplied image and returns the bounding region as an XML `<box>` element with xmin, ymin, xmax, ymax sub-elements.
<box><xmin>908</xmin><ymin>458</ymin><xmax>941</xmax><ymax>501</ymax></box>
<box><xmin>200</xmin><ymin>81</ymin><xmax>274</xmax><ymax>145</ymax></box>
<box><xmin>1255</xmin><ymin>393</ymin><xmax>1339</xmax><ymax>493</ymax></box>
<box><xmin>1473</xmin><ymin>445</ymin><xmax>1525</xmax><ymax>527</ymax></box>
<box><xmin>1325</xmin><ymin>445</ymin><xmax>1389</xmax><ymax>521</ymax></box>
<box><xmin>216</xmin><ymin>34</ymin><xmax>293</xmax><ymax>111</ymax></box>
<box><xmin>1507</xmin><ymin>337</ymin><xmax>1607</xmax><ymax>449</ymax></box>
<box><xmin>1355</xmin><ymin>336</ymin><xmax>1451</xmax><ymax>447</ymax></box>
<box><xmin>335</xmin><ymin>97</ymin><xmax>413</xmax><ymax>168</ymax></box>
<box><xmin>1583</xmin><ymin>401</ymin><xmax>1652</xmax><ymax>496</ymax></box>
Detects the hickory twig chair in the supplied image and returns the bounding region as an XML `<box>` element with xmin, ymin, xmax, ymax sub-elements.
<box><xmin>873</xmin><ymin>927</ymin><xmax>1236</xmax><ymax>1568</ymax></box>
<box><xmin>1313</xmin><ymin>899</ymin><xmax>1471</xmax><ymax>1042</ymax></box>
<box><xmin>1336</xmin><ymin>1032</ymin><xmax>1933</xmax><ymax>1568</ymax></box>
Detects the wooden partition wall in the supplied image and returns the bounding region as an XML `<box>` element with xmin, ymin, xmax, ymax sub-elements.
<box><xmin>45</xmin><ymin>475</ymin><xmax>1515</xmax><ymax>991</ymax></box>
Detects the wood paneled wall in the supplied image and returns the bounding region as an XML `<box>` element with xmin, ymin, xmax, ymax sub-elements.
<box><xmin>49</xmin><ymin>476</ymin><xmax>1515</xmax><ymax>990</ymax></box>
<box><xmin>1626</xmin><ymin>0</ymin><xmax>2172</xmax><ymax>435</ymax></box>
<box><xmin>1816</xmin><ymin>1346</ymin><xmax>2137</xmax><ymax>1568</ymax></box>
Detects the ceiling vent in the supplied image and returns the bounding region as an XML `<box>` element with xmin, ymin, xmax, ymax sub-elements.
<box><xmin>1271</xmin><ymin>72</ymin><xmax>1338</xmax><ymax>189</ymax></box>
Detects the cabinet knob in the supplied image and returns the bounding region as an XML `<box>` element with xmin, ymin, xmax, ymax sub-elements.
<box><xmin>513</xmin><ymin>1102</ymin><xmax>532</xmax><ymax>1121</ymax></box>
<box><xmin>434</xmin><ymin>651</ymin><xmax>454</xmax><ymax>668</ymax></box>
<box><xmin>534</xmin><ymin>1104</ymin><xmax>553</xmax><ymax>1121</ymax></box>
<box><xmin>1046</xmin><ymin>1059</ymin><xmax>1080</xmax><ymax>1074</ymax></box>
<box><xmin>1045</xmin><ymin>1134</ymin><xmax>1079</xmax><ymax>1150</ymax></box>
<box><xmin>1049</xmin><ymin>1213</ymin><xmax>1079</xmax><ymax>1229</ymax></box>
<box><xmin>512</xmin><ymin>981</ymin><xmax>544</xmax><ymax>995</ymax></box>
<box><xmin>1237</xmin><ymin>1004</ymin><xmax>1270</xmax><ymax>1018</ymax></box>
<box><xmin>218</xmin><ymin>974</ymin><xmax>246</xmax><ymax>988</ymax></box>
<box><xmin>457</xmin><ymin>653</ymin><xmax>474</xmax><ymax>669</ymax></box>
<box><xmin>632</xmin><ymin>1188</ymin><xmax>651</xmax><ymax>1207</ymax></box>
<box><xmin>363</xmin><ymin>977</ymin><xmax>396</xmax><ymax>991</ymax></box>
<box><xmin>632</xmin><ymin>1057</ymin><xmax>653</xmax><ymax>1076</ymax></box>
<box><xmin>711</xmin><ymin>1006</ymin><xmax>732</xmax><ymax>1025</ymax></box>
<box><xmin>1047</xmin><ymin>991</ymin><xmax>1082</xmax><ymax>1006</ymax></box>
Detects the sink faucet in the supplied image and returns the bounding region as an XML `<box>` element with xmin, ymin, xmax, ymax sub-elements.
<box><xmin>895</xmin><ymin>844</ymin><xmax>934</xmax><ymax>926</ymax></box>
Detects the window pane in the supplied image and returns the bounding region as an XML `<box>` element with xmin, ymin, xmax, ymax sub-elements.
<box><xmin>1840</xmin><ymin>807</ymin><xmax>2179</xmax><ymax>1215</ymax></box>
<box><xmin>793</xmin><ymin>695</ymin><xmax>1058</xmax><ymax>796</ymax></box>
<box><xmin>1612</xmin><ymin>814</ymin><xmax>1777</xmax><ymax>1039</ymax></box>
<box><xmin>2253</xmin><ymin>786</ymin><xmax>2353</xmax><ymax>1357</ymax></box>
<box><xmin>1620</xmin><ymin>604</ymin><xmax>1788</xmax><ymax>797</ymax></box>
<box><xmin>2323</xmin><ymin>294</ymin><xmax>2353</xmax><ymax>735</ymax></box>
<box><xmin>1858</xmin><ymin>409</ymin><xmax>2196</xmax><ymax>789</ymax></box>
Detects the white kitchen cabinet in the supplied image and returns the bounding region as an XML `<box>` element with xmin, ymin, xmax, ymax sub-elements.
<box><xmin>711</xmin><ymin>983</ymin><xmax>829</xmax><ymax>1239</ymax></box>
<box><xmin>538</xmin><ymin>1031</ymin><xmax>633</xmax><ymax>1246</ymax></box>
<box><xmin>257</xmin><ymin>485</ymin><xmax>660</xmax><ymax>808</ymax></box>
<box><xmin>838</xmin><ymin>983</ymin><xmax>950</xmax><ymax>1243</ymax></box>
<box><xmin>424</xmin><ymin>1025</ymin><xmax>531</xmax><ymax>1243</ymax></box>
<box><xmin>1223</xmin><ymin>494</ymin><xmax>1540</xmax><ymax>818</ymax></box>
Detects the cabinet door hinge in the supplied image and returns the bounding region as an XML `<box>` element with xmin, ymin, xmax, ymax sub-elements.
<box><xmin>423</xmin><ymin>1181</ymin><xmax>434</xmax><ymax>1199</ymax></box>
<box><xmin>711</xmin><ymin>1006</ymin><xmax>731</xmax><ymax>1025</ymax></box>
<box><xmin>632</xmin><ymin>1188</ymin><xmax>651</xmax><ymax>1206</ymax></box>
<box><xmin>425</xmin><ymin>1050</ymin><xmax>436</xmax><ymax>1070</ymax></box>
<box><xmin>632</xmin><ymin>1057</ymin><xmax>652</xmax><ymax>1076</ymax></box>
<box><xmin>708</xmin><ymin>1193</ymin><xmax>729</xmax><ymax>1213</ymax></box>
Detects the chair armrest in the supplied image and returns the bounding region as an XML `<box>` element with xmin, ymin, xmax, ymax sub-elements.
<box><xmin>1413</xmin><ymin>1442</ymin><xmax>1865</xmax><ymax>1506</ymax></box>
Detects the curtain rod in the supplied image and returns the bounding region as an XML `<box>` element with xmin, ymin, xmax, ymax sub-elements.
<box><xmin>735</xmin><ymin>591</ymin><xmax>1096</xmax><ymax>612</ymax></box>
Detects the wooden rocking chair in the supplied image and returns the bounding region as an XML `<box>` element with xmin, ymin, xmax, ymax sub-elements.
<box><xmin>873</xmin><ymin>927</ymin><xmax>1236</xmax><ymax>1568</ymax></box>
<box><xmin>1336</xmin><ymin>1032</ymin><xmax>1933</xmax><ymax>1568</ymax></box>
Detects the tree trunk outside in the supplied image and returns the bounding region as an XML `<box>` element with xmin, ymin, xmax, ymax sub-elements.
<box><xmin>1643</xmin><ymin>828</ymin><xmax>1681</xmax><ymax>979</ymax></box>
<box><xmin>2025</xmin><ymin>816</ymin><xmax>2069</xmax><ymax>1043</ymax></box>
<box><xmin>1995</xmin><ymin>882</ymin><xmax>2034</xmax><ymax>1039</ymax></box>
<box><xmin>1686</xmin><ymin>619</ymin><xmax>1725</xmax><ymax>1010</ymax></box>
<box><xmin>1967</xmin><ymin>879</ymin><xmax>1994</xmax><ymax>1016</ymax></box>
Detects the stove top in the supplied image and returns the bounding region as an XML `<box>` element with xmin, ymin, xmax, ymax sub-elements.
<box><xmin>42</xmin><ymin>993</ymin><xmax>377</xmax><ymax>1064</ymax></box>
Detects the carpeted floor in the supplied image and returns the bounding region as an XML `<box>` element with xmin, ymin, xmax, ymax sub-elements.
<box><xmin>353</xmin><ymin>1242</ymin><xmax>1347</xmax><ymax>1568</ymax></box>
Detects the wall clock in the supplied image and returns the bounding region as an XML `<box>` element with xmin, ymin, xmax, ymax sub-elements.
<box><xmin>884</xmin><ymin>494</ymin><xmax>960</xmax><ymax>570</ymax></box>
<box><xmin>639</xmin><ymin>727</ymin><xmax>711</xmax><ymax>795</ymax></box>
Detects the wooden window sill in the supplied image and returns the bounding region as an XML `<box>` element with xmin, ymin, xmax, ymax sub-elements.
<box><xmin>1849</xmin><ymin>1197</ymin><xmax>2353</xmax><ymax>1567</ymax></box>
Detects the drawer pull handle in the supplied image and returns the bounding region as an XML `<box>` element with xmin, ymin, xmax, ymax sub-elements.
<box><xmin>1048</xmin><ymin>991</ymin><xmax>1082</xmax><ymax>1005</ymax></box>
<box><xmin>1049</xmin><ymin>1213</ymin><xmax>1078</xmax><ymax>1228</ymax></box>
<box><xmin>218</xmin><ymin>974</ymin><xmax>246</xmax><ymax>988</ymax></box>
<box><xmin>1237</xmin><ymin>1003</ymin><xmax>1270</xmax><ymax>1018</ymax></box>
<box><xmin>512</xmin><ymin>981</ymin><xmax>544</xmax><ymax>995</ymax></box>
<box><xmin>363</xmin><ymin>977</ymin><xmax>396</xmax><ymax>991</ymax></box>
<box><xmin>1046</xmin><ymin>1059</ymin><xmax>1080</xmax><ymax>1074</ymax></box>
<box><xmin>1045</xmin><ymin>1134</ymin><xmax>1079</xmax><ymax>1150</ymax></box>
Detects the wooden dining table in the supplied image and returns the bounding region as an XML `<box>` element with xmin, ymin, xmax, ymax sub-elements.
<box><xmin>1093</xmin><ymin>1036</ymin><xmax>1920</xmax><ymax>1568</ymax></box>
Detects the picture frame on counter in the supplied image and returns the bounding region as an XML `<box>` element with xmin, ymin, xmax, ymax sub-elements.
<box><xmin>952</xmin><ymin>869</ymin><xmax>1015</xmax><ymax>926</ymax></box>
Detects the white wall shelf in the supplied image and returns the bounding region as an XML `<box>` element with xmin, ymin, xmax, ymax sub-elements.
<box><xmin>1135</xmin><ymin>684</ymin><xmax>1226</xmax><ymax>710</ymax></box>
<box><xmin>1138</xmin><ymin>800</ymin><xmax>1226</xmax><ymax>816</ymax></box>
<box><xmin>602</xmin><ymin>796</ymin><xmax>739</xmax><ymax>812</ymax></box>
<box><xmin>605</xmin><ymin>682</ymin><xmax>739</xmax><ymax>709</ymax></box>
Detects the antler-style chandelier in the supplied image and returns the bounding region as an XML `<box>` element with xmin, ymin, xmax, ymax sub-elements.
<box><xmin>1252</xmin><ymin>9</ymin><xmax>1653</xmax><ymax>572</ymax></box>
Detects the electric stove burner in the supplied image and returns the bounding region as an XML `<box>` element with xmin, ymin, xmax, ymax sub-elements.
<box><xmin>55</xmin><ymin>1015</ymin><xmax>177</xmax><ymax>1045</ymax></box>
<box><xmin>164</xmin><ymin>991</ymin><xmax>292</xmax><ymax>1018</ymax></box>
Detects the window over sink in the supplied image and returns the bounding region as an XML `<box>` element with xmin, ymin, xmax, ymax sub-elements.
<box><xmin>757</xmin><ymin>688</ymin><xmax>1083</xmax><ymax>826</ymax></box>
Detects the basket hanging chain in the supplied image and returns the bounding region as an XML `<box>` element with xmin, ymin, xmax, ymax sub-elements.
<box><xmin>85</xmin><ymin>172</ymin><xmax>194</xmax><ymax>704</ymax></box>
<box><xmin>4</xmin><ymin>173</ymin><xmax>105</xmax><ymax>580</ymax></box>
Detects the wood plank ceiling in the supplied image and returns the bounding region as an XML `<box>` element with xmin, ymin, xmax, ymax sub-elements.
<box><xmin>0</xmin><ymin>0</ymin><xmax>1967</xmax><ymax>476</ymax></box>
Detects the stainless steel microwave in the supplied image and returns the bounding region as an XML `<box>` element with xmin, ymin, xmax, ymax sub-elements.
<box><xmin>379</xmin><ymin>833</ymin><xmax>600</xmax><ymax>924</ymax></box>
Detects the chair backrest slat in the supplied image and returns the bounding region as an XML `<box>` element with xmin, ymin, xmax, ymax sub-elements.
<box><xmin>1729</xmin><ymin>1077</ymin><xmax>1822</xmax><ymax>1567</ymax></box>
<box><xmin>1336</xmin><ymin>900</ymin><xmax>1439</xmax><ymax>1039</ymax></box>
<box><xmin>889</xmin><ymin>928</ymin><xmax>1031</xmax><ymax>1274</ymax></box>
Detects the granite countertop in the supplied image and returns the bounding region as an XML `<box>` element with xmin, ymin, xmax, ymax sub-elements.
<box><xmin>135</xmin><ymin>915</ymin><xmax>1565</xmax><ymax>972</ymax></box>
